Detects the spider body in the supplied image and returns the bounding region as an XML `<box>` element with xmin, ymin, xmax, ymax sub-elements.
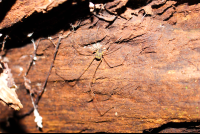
<box><xmin>95</xmin><ymin>48</ymin><xmax>103</xmax><ymax>60</ymax></box>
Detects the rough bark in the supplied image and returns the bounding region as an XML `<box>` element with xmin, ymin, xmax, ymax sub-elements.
<box><xmin>0</xmin><ymin>0</ymin><xmax>200</xmax><ymax>133</ymax></box>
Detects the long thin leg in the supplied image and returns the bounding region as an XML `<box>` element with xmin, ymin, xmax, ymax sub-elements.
<box><xmin>71</xmin><ymin>40</ymin><xmax>92</xmax><ymax>56</ymax></box>
<box><xmin>96</xmin><ymin>26</ymin><xmax>100</xmax><ymax>42</ymax></box>
<box><xmin>103</xmin><ymin>36</ymin><xmax>123</xmax><ymax>56</ymax></box>
<box><xmin>92</xmin><ymin>59</ymin><xmax>102</xmax><ymax>84</ymax></box>
<box><xmin>90</xmin><ymin>94</ymin><xmax>114</xmax><ymax>116</ymax></box>
<box><xmin>70</xmin><ymin>32</ymin><xmax>93</xmax><ymax>56</ymax></box>
<box><xmin>89</xmin><ymin>74</ymin><xmax>114</xmax><ymax>117</ymax></box>
<box><xmin>89</xmin><ymin>54</ymin><xmax>129</xmax><ymax>116</ymax></box>
<box><xmin>103</xmin><ymin>52</ymin><xmax>129</xmax><ymax>68</ymax></box>
<box><xmin>104</xmin><ymin>45</ymin><xmax>122</xmax><ymax>56</ymax></box>
<box><xmin>89</xmin><ymin>59</ymin><xmax>103</xmax><ymax>115</ymax></box>
<box><xmin>54</xmin><ymin>57</ymin><xmax>94</xmax><ymax>87</ymax></box>
<box><xmin>77</xmin><ymin>58</ymin><xmax>95</xmax><ymax>80</ymax></box>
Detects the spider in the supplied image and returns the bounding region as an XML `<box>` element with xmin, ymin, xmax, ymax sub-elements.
<box><xmin>72</xmin><ymin>40</ymin><xmax>128</xmax><ymax>83</ymax></box>
<box><xmin>70</xmin><ymin>28</ymin><xmax>128</xmax><ymax>116</ymax></box>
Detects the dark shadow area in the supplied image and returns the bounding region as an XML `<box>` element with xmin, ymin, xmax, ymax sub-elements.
<box><xmin>0</xmin><ymin>115</ymin><xmax>27</xmax><ymax>133</ymax></box>
<box><xmin>0</xmin><ymin>0</ymin><xmax>16</xmax><ymax>23</ymax></box>
<box><xmin>150</xmin><ymin>0</ymin><xmax>200</xmax><ymax>9</ymax></box>
<box><xmin>126</xmin><ymin>0</ymin><xmax>151</xmax><ymax>10</ymax></box>
<box><xmin>0</xmin><ymin>0</ymin><xmax>199</xmax><ymax>50</ymax></box>
<box><xmin>143</xmin><ymin>121</ymin><xmax>200</xmax><ymax>133</ymax></box>
<box><xmin>90</xmin><ymin>0</ymin><xmax>114</xmax><ymax>4</ymax></box>
<box><xmin>0</xmin><ymin>0</ymin><xmax>91</xmax><ymax>50</ymax></box>
<box><xmin>118</xmin><ymin>0</ymin><xmax>151</xmax><ymax>15</ymax></box>
<box><xmin>176</xmin><ymin>0</ymin><xmax>200</xmax><ymax>6</ymax></box>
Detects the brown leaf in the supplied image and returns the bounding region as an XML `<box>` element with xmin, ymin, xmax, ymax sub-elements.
<box><xmin>0</xmin><ymin>61</ymin><xmax>23</xmax><ymax>110</ymax></box>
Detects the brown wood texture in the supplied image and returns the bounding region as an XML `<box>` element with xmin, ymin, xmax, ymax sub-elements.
<box><xmin>0</xmin><ymin>0</ymin><xmax>200</xmax><ymax>133</ymax></box>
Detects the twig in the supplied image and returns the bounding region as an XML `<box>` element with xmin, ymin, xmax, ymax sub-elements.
<box><xmin>35</xmin><ymin>32</ymin><xmax>72</xmax><ymax>108</ymax></box>
<box><xmin>24</xmin><ymin>38</ymin><xmax>44</xmax><ymax>77</ymax></box>
<box><xmin>20</xmin><ymin>38</ymin><xmax>45</xmax><ymax>119</ymax></box>
<box><xmin>70</xmin><ymin>20</ymin><xmax>81</xmax><ymax>31</ymax></box>
<box><xmin>30</xmin><ymin>94</ymin><xmax>43</xmax><ymax>129</ymax></box>
<box><xmin>18</xmin><ymin>32</ymin><xmax>71</xmax><ymax>118</ymax></box>
<box><xmin>34</xmin><ymin>37</ymin><xmax>62</xmax><ymax>105</ymax></box>
<box><xmin>1</xmin><ymin>35</ymin><xmax>9</xmax><ymax>51</ymax></box>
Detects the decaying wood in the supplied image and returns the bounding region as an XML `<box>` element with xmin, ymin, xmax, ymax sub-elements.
<box><xmin>0</xmin><ymin>0</ymin><xmax>200</xmax><ymax>133</ymax></box>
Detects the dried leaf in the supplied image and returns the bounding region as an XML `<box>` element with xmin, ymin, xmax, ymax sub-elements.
<box><xmin>0</xmin><ymin>61</ymin><xmax>23</xmax><ymax>110</ymax></box>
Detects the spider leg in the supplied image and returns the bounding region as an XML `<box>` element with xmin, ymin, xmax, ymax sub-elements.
<box><xmin>91</xmin><ymin>94</ymin><xmax>114</xmax><ymax>116</ymax></box>
<box><xmin>68</xmin><ymin>49</ymin><xmax>77</xmax><ymax>65</ymax></box>
<box><xmin>55</xmin><ymin>57</ymin><xmax>95</xmax><ymax>87</ymax></box>
<box><xmin>89</xmin><ymin>76</ymin><xmax>114</xmax><ymax>116</ymax></box>
<box><xmin>103</xmin><ymin>36</ymin><xmax>123</xmax><ymax>56</ymax></box>
<box><xmin>70</xmin><ymin>33</ymin><xmax>93</xmax><ymax>56</ymax></box>
<box><xmin>92</xmin><ymin>59</ymin><xmax>102</xmax><ymax>84</ymax></box>
<box><xmin>77</xmin><ymin>57</ymin><xmax>95</xmax><ymax>80</ymax></box>
<box><xmin>88</xmin><ymin>51</ymin><xmax>129</xmax><ymax>116</ymax></box>
<box><xmin>103</xmin><ymin>52</ymin><xmax>129</xmax><ymax>68</ymax></box>
<box><xmin>54</xmin><ymin>67</ymin><xmax>67</xmax><ymax>84</ymax></box>
<box><xmin>71</xmin><ymin>40</ymin><xmax>93</xmax><ymax>56</ymax></box>
<box><xmin>104</xmin><ymin>44</ymin><xmax>123</xmax><ymax>56</ymax></box>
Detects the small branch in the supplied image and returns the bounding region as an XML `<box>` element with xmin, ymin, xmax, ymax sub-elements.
<box><xmin>34</xmin><ymin>37</ymin><xmax>62</xmax><ymax>106</ymax></box>
<box><xmin>1</xmin><ymin>35</ymin><xmax>9</xmax><ymax>51</ymax></box>
<box><xmin>19</xmin><ymin>32</ymin><xmax>72</xmax><ymax>119</ymax></box>
<box><xmin>24</xmin><ymin>38</ymin><xmax>44</xmax><ymax>77</ymax></box>
<box><xmin>34</xmin><ymin>32</ymin><xmax>72</xmax><ymax>110</ymax></box>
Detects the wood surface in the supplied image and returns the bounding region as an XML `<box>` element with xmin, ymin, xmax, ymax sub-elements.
<box><xmin>0</xmin><ymin>0</ymin><xmax>200</xmax><ymax>133</ymax></box>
